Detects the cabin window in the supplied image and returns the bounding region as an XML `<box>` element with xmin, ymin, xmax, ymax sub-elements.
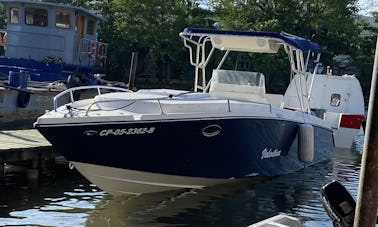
<box><xmin>330</xmin><ymin>94</ymin><xmax>341</xmax><ymax>107</ymax></box>
<box><xmin>55</xmin><ymin>11</ymin><xmax>71</xmax><ymax>29</ymax></box>
<box><xmin>9</xmin><ymin>8</ymin><xmax>19</xmax><ymax>24</ymax></box>
<box><xmin>25</xmin><ymin>8</ymin><xmax>48</xmax><ymax>27</ymax></box>
<box><xmin>86</xmin><ymin>19</ymin><xmax>95</xmax><ymax>35</ymax></box>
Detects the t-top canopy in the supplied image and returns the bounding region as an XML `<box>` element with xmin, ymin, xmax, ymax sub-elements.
<box><xmin>181</xmin><ymin>28</ymin><xmax>322</xmax><ymax>53</ymax></box>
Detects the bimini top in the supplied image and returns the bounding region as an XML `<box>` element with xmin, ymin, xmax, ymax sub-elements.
<box><xmin>180</xmin><ymin>28</ymin><xmax>322</xmax><ymax>54</ymax></box>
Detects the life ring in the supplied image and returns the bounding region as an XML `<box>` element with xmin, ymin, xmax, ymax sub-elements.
<box><xmin>0</xmin><ymin>32</ymin><xmax>6</xmax><ymax>45</ymax></box>
<box><xmin>17</xmin><ymin>91</ymin><xmax>31</xmax><ymax>108</ymax></box>
<box><xmin>96</xmin><ymin>43</ymin><xmax>104</xmax><ymax>58</ymax></box>
<box><xmin>96</xmin><ymin>43</ymin><xmax>104</xmax><ymax>67</ymax></box>
<box><xmin>87</xmin><ymin>41</ymin><xmax>95</xmax><ymax>59</ymax></box>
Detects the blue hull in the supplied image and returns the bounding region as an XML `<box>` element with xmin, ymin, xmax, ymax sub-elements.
<box><xmin>36</xmin><ymin>117</ymin><xmax>334</xmax><ymax>179</ymax></box>
<box><xmin>0</xmin><ymin>57</ymin><xmax>104</xmax><ymax>84</ymax></box>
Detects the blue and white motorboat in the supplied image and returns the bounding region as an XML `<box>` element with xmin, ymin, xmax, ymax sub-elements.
<box><xmin>0</xmin><ymin>0</ymin><xmax>109</xmax><ymax>126</ymax></box>
<box><xmin>34</xmin><ymin>28</ymin><xmax>335</xmax><ymax>196</ymax></box>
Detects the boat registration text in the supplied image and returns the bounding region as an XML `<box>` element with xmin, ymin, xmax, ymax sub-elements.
<box><xmin>99</xmin><ymin>127</ymin><xmax>156</xmax><ymax>136</ymax></box>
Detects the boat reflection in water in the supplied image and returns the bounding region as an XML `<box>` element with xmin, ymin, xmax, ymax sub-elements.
<box><xmin>84</xmin><ymin>148</ymin><xmax>361</xmax><ymax>227</ymax></box>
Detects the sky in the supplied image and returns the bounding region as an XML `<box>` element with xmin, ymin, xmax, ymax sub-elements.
<box><xmin>358</xmin><ymin>0</ymin><xmax>378</xmax><ymax>16</ymax></box>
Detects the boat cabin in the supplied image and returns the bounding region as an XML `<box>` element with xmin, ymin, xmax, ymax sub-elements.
<box><xmin>0</xmin><ymin>0</ymin><xmax>107</xmax><ymax>70</ymax></box>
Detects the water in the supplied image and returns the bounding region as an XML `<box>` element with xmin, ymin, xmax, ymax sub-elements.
<box><xmin>0</xmin><ymin>132</ymin><xmax>366</xmax><ymax>226</ymax></box>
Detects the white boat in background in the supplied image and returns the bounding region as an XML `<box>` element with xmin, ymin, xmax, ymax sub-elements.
<box><xmin>34</xmin><ymin>28</ymin><xmax>338</xmax><ymax>196</ymax></box>
<box><xmin>284</xmin><ymin>72</ymin><xmax>365</xmax><ymax>149</ymax></box>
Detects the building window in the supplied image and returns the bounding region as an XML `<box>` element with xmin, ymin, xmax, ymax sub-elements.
<box><xmin>330</xmin><ymin>94</ymin><xmax>341</xmax><ymax>107</ymax></box>
<box><xmin>9</xmin><ymin>7</ymin><xmax>19</xmax><ymax>24</ymax></box>
<box><xmin>55</xmin><ymin>11</ymin><xmax>71</xmax><ymax>29</ymax></box>
<box><xmin>25</xmin><ymin>8</ymin><xmax>48</xmax><ymax>27</ymax></box>
<box><xmin>87</xmin><ymin>19</ymin><xmax>95</xmax><ymax>35</ymax></box>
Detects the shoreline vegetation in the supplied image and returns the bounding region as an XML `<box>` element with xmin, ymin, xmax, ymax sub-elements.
<box><xmin>0</xmin><ymin>0</ymin><xmax>377</xmax><ymax>100</ymax></box>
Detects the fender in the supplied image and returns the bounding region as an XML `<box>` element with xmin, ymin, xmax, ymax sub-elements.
<box><xmin>17</xmin><ymin>91</ymin><xmax>31</xmax><ymax>108</ymax></box>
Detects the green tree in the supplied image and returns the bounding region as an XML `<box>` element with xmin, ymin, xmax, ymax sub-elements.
<box><xmin>93</xmin><ymin>0</ymin><xmax>213</xmax><ymax>85</ymax></box>
<box><xmin>354</xmin><ymin>13</ymin><xmax>378</xmax><ymax>99</ymax></box>
<box><xmin>94</xmin><ymin>1</ymin><xmax>185</xmax><ymax>82</ymax></box>
<box><xmin>0</xmin><ymin>3</ymin><xmax>5</xmax><ymax>29</ymax></box>
<box><xmin>41</xmin><ymin>0</ymin><xmax>88</xmax><ymax>7</ymax></box>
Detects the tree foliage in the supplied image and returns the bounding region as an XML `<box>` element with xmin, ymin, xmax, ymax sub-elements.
<box><xmin>1</xmin><ymin>0</ymin><xmax>377</xmax><ymax>95</ymax></box>
<box><xmin>0</xmin><ymin>3</ymin><xmax>6</xmax><ymax>29</ymax></box>
<box><xmin>90</xmin><ymin>0</ymin><xmax>378</xmax><ymax>94</ymax></box>
<box><xmin>97</xmin><ymin>0</ymin><xmax>361</xmax><ymax>84</ymax></box>
<box><xmin>93</xmin><ymin>0</ymin><xmax>212</xmax><ymax>83</ymax></box>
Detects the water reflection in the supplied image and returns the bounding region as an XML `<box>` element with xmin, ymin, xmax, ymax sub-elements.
<box><xmin>0</xmin><ymin>165</ymin><xmax>105</xmax><ymax>227</ymax></box>
<box><xmin>0</xmin><ymin>133</ymin><xmax>363</xmax><ymax>227</ymax></box>
<box><xmin>85</xmin><ymin>148</ymin><xmax>361</xmax><ymax>227</ymax></box>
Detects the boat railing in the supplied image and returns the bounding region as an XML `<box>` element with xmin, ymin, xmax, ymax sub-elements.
<box><xmin>53</xmin><ymin>85</ymin><xmax>132</xmax><ymax>111</ymax></box>
<box><xmin>82</xmin><ymin>93</ymin><xmax>273</xmax><ymax>116</ymax></box>
<box><xmin>78</xmin><ymin>38</ymin><xmax>108</xmax><ymax>69</ymax></box>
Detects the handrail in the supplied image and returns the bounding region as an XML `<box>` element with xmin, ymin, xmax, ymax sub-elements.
<box><xmin>78</xmin><ymin>95</ymin><xmax>274</xmax><ymax>116</ymax></box>
<box><xmin>84</xmin><ymin>97</ymin><xmax>166</xmax><ymax>116</ymax></box>
<box><xmin>53</xmin><ymin>85</ymin><xmax>132</xmax><ymax>111</ymax></box>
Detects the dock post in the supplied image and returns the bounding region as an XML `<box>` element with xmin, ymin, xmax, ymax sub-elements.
<box><xmin>353</xmin><ymin>35</ymin><xmax>378</xmax><ymax>226</ymax></box>
<box><xmin>128</xmin><ymin>52</ymin><xmax>138</xmax><ymax>91</ymax></box>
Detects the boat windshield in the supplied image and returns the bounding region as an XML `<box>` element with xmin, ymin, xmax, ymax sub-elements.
<box><xmin>212</xmin><ymin>69</ymin><xmax>264</xmax><ymax>87</ymax></box>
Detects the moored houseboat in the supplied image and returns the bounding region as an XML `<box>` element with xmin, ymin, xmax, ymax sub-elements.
<box><xmin>0</xmin><ymin>0</ymin><xmax>109</xmax><ymax>128</ymax></box>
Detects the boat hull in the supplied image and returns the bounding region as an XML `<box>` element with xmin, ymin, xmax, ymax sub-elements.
<box><xmin>70</xmin><ymin>161</ymin><xmax>232</xmax><ymax>196</ymax></box>
<box><xmin>0</xmin><ymin>52</ymin><xmax>105</xmax><ymax>83</ymax></box>
<box><xmin>334</xmin><ymin>114</ymin><xmax>365</xmax><ymax>148</ymax></box>
<box><xmin>36</xmin><ymin>117</ymin><xmax>334</xmax><ymax>195</ymax></box>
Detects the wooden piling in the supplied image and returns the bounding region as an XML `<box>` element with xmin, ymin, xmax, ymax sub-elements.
<box><xmin>353</xmin><ymin>35</ymin><xmax>378</xmax><ymax>227</ymax></box>
<box><xmin>128</xmin><ymin>52</ymin><xmax>138</xmax><ymax>91</ymax></box>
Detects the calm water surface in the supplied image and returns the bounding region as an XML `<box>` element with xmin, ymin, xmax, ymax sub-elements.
<box><xmin>0</xmin><ymin>132</ymin><xmax>365</xmax><ymax>226</ymax></box>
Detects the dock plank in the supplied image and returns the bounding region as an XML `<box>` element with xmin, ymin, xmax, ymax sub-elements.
<box><xmin>0</xmin><ymin>129</ymin><xmax>51</xmax><ymax>151</ymax></box>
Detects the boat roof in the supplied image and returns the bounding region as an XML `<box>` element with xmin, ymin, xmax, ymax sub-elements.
<box><xmin>0</xmin><ymin>0</ymin><xmax>104</xmax><ymax>21</ymax></box>
<box><xmin>181</xmin><ymin>28</ymin><xmax>322</xmax><ymax>53</ymax></box>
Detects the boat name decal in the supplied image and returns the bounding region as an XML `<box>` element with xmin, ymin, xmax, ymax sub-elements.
<box><xmin>261</xmin><ymin>148</ymin><xmax>281</xmax><ymax>159</ymax></box>
<box><xmin>99</xmin><ymin>127</ymin><xmax>155</xmax><ymax>136</ymax></box>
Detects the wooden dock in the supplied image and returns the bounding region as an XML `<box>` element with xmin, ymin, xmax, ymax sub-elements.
<box><xmin>0</xmin><ymin>129</ymin><xmax>51</xmax><ymax>151</ymax></box>
<box><xmin>0</xmin><ymin>129</ymin><xmax>53</xmax><ymax>176</ymax></box>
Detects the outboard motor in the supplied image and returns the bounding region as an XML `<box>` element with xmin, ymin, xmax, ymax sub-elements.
<box><xmin>320</xmin><ymin>180</ymin><xmax>356</xmax><ymax>227</ymax></box>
